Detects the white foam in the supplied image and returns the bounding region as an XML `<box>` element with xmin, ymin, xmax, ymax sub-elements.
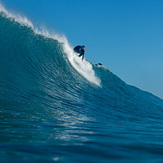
<box><xmin>62</xmin><ymin>42</ymin><xmax>101</xmax><ymax>86</ymax></box>
<box><xmin>0</xmin><ymin>3</ymin><xmax>101</xmax><ymax>87</ymax></box>
<box><xmin>0</xmin><ymin>3</ymin><xmax>34</xmax><ymax>28</ymax></box>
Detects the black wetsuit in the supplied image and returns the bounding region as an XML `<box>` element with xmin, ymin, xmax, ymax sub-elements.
<box><xmin>73</xmin><ymin>45</ymin><xmax>85</xmax><ymax>60</ymax></box>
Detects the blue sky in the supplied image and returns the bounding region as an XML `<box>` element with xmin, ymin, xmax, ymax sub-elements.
<box><xmin>1</xmin><ymin>0</ymin><xmax>163</xmax><ymax>99</ymax></box>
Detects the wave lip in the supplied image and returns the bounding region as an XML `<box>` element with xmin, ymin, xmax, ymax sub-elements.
<box><xmin>0</xmin><ymin>2</ymin><xmax>33</xmax><ymax>28</ymax></box>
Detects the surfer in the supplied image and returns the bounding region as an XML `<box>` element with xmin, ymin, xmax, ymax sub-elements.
<box><xmin>73</xmin><ymin>45</ymin><xmax>85</xmax><ymax>60</ymax></box>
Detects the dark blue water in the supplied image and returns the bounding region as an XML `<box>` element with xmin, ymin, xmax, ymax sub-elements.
<box><xmin>1</xmin><ymin>6</ymin><xmax>163</xmax><ymax>163</ymax></box>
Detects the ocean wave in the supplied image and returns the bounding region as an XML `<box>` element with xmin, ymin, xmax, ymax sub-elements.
<box><xmin>1</xmin><ymin>3</ymin><xmax>163</xmax><ymax>162</ymax></box>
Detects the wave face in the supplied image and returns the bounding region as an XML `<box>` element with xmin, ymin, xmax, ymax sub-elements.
<box><xmin>1</xmin><ymin>6</ymin><xmax>163</xmax><ymax>163</ymax></box>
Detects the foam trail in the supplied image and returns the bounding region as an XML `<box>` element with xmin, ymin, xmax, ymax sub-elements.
<box><xmin>62</xmin><ymin>42</ymin><xmax>101</xmax><ymax>86</ymax></box>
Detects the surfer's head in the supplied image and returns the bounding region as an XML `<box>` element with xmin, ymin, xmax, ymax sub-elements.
<box><xmin>82</xmin><ymin>45</ymin><xmax>85</xmax><ymax>50</ymax></box>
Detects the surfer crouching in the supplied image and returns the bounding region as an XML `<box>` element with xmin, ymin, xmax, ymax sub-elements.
<box><xmin>73</xmin><ymin>45</ymin><xmax>85</xmax><ymax>60</ymax></box>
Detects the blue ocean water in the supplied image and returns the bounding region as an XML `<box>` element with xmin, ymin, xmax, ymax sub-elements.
<box><xmin>1</xmin><ymin>5</ymin><xmax>163</xmax><ymax>163</ymax></box>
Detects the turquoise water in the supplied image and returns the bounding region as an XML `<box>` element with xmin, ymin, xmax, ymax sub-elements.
<box><xmin>0</xmin><ymin>6</ymin><xmax>163</xmax><ymax>163</ymax></box>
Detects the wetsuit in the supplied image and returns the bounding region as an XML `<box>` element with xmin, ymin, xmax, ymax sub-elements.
<box><xmin>73</xmin><ymin>45</ymin><xmax>85</xmax><ymax>60</ymax></box>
